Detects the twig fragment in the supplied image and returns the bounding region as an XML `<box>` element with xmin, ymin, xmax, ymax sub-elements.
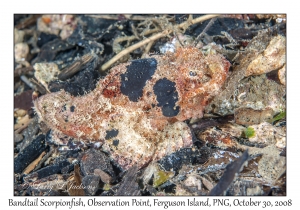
<box><xmin>101</xmin><ymin>14</ymin><xmax>220</xmax><ymax>71</ymax></box>
<box><xmin>23</xmin><ymin>151</ymin><xmax>46</xmax><ymax>175</ymax></box>
<box><xmin>194</xmin><ymin>17</ymin><xmax>217</xmax><ymax>46</ymax></box>
<box><xmin>101</xmin><ymin>30</ymin><xmax>170</xmax><ymax>71</ymax></box>
<box><xmin>87</xmin><ymin>14</ymin><xmax>157</xmax><ymax>21</ymax></box>
<box><xmin>141</xmin><ymin>41</ymin><xmax>154</xmax><ymax>58</ymax></box>
<box><xmin>20</xmin><ymin>75</ymin><xmax>36</xmax><ymax>90</ymax></box>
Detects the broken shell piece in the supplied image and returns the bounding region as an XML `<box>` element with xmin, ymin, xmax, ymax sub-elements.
<box><xmin>207</xmin><ymin>73</ymin><xmax>286</xmax><ymax>117</ymax></box>
<box><xmin>184</xmin><ymin>174</ymin><xmax>202</xmax><ymax>191</ymax></box>
<box><xmin>175</xmin><ymin>185</ymin><xmax>194</xmax><ymax>196</ymax></box>
<box><xmin>246</xmin><ymin>35</ymin><xmax>286</xmax><ymax>77</ymax></box>
<box><xmin>247</xmin><ymin>122</ymin><xmax>286</xmax><ymax>149</ymax></box>
<box><xmin>14</xmin><ymin>42</ymin><xmax>29</xmax><ymax>62</ymax></box>
<box><xmin>246</xmin><ymin>185</ymin><xmax>264</xmax><ymax>196</ymax></box>
<box><xmin>234</xmin><ymin>107</ymin><xmax>275</xmax><ymax>126</ymax></box>
<box><xmin>201</xmin><ymin>176</ymin><xmax>214</xmax><ymax>191</ymax></box>
<box><xmin>257</xmin><ymin>145</ymin><xmax>286</xmax><ymax>182</ymax></box>
<box><xmin>278</xmin><ymin>64</ymin><xmax>286</xmax><ymax>86</ymax></box>
<box><xmin>34</xmin><ymin>62</ymin><xmax>60</xmax><ymax>91</ymax></box>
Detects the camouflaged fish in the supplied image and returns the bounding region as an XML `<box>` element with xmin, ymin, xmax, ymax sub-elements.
<box><xmin>34</xmin><ymin>46</ymin><xmax>230</xmax><ymax>169</ymax></box>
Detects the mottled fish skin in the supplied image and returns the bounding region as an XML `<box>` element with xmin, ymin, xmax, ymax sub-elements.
<box><xmin>34</xmin><ymin>46</ymin><xmax>230</xmax><ymax>170</ymax></box>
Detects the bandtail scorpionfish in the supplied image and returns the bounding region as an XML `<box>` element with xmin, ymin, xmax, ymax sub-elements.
<box><xmin>34</xmin><ymin>46</ymin><xmax>230</xmax><ymax>170</ymax></box>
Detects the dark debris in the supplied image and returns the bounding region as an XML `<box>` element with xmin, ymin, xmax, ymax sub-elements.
<box><xmin>209</xmin><ymin>150</ymin><xmax>249</xmax><ymax>195</ymax></box>
<box><xmin>14</xmin><ymin>14</ymin><xmax>286</xmax><ymax>196</ymax></box>
<box><xmin>115</xmin><ymin>165</ymin><xmax>141</xmax><ymax>196</ymax></box>
<box><xmin>14</xmin><ymin>134</ymin><xmax>47</xmax><ymax>174</ymax></box>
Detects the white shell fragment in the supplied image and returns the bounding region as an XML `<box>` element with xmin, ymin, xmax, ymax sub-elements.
<box><xmin>246</xmin><ymin>35</ymin><xmax>286</xmax><ymax>77</ymax></box>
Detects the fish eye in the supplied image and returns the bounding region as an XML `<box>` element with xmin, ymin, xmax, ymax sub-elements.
<box><xmin>189</xmin><ymin>71</ymin><xmax>197</xmax><ymax>76</ymax></box>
